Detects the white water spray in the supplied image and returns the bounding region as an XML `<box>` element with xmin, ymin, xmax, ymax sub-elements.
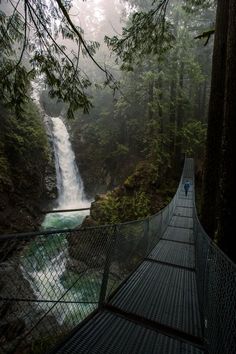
<box><xmin>32</xmin><ymin>78</ymin><xmax>90</xmax><ymax>213</ymax></box>
<box><xmin>51</xmin><ymin>117</ymin><xmax>87</xmax><ymax>209</ymax></box>
<box><xmin>21</xmin><ymin>6</ymin><xmax>93</xmax><ymax>327</ymax></box>
<box><xmin>21</xmin><ymin>84</ymin><xmax>93</xmax><ymax>324</ymax></box>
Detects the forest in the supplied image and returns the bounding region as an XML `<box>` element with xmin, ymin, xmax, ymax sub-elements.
<box><xmin>0</xmin><ymin>1</ymin><xmax>235</xmax><ymax>353</ymax></box>
<box><xmin>0</xmin><ymin>0</ymin><xmax>235</xmax><ymax>260</ymax></box>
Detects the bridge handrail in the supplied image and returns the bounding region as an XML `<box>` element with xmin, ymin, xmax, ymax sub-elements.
<box><xmin>192</xmin><ymin>163</ymin><xmax>236</xmax><ymax>354</ymax></box>
<box><xmin>0</xmin><ymin>172</ymin><xmax>182</xmax><ymax>242</ymax></box>
<box><xmin>0</xmin><ymin>162</ymin><xmax>184</xmax><ymax>354</ymax></box>
<box><xmin>1</xmin><ymin>159</ymin><xmax>235</xmax><ymax>354</ymax></box>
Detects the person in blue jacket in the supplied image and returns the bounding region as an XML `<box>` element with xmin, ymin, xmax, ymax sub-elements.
<box><xmin>184</xmin><ymin>180</ymin><xmax>191</xmax><ymax>196</ymax></box>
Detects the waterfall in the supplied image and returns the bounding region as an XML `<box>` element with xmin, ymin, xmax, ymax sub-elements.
<box><xmin>51</xmin><ymin>117</ymin><xmax>87</xmax><ymax>209</ymax></box>
<box><xmin>43</xmin><ymin>115</ymin><xmax>90</xmax><ymax>230</ymax></box>
<box><xmin>20</xmin><ymin>10</ymin><xmax>93</xmax><ymax>327</ymax></box>
<box><xmin>31</xmin><ymin>78</ymin><xmax>90</xmax><ymax>218</ymax></box>
<box><xmin>20</xmin><ymin>83</ymin><xmax>93</xmax><ymax>325</ymax></box>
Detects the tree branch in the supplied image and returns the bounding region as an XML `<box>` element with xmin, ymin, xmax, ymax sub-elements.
<box><xmin>54</xmin><ymin>0</ymin><xmax>112</xmax><ymax>78</ymax></box>
<box><xmin>4</xmin><ymin>0</ymin><xmax>28</xmax><ymax>78</ymax></box>
<box><xmin>26</xmin><ymin>0</ymin><xmax>76</xmax><ymax>73</ymax></box>
<box><xmin>194</xmin><ymin>29</ymin><xmax>215</xmax><ymax>46</ymax></box>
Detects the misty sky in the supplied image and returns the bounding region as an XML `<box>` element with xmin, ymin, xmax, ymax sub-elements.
<box><xmin>69</xmin><ymin>0</ymin><xmax>125</xmax><ymax>39</ymax></box>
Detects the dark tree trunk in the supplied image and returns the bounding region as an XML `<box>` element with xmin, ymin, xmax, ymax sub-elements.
<box><xmin>170</xmin><ymin>79</ymin><xmax>176</xmax><ymax>125</ymax></box>
<box><xmin>201</xmin><ymin>0</ymin><xmax>229</xmax><ymax>237</ymax></box>
<box><xmin>194</xmin><ymin>86</ymin><xmax>201</xmax><ymax>121</ymax></box>
<box><xmin>169</xmin><ymin>78</ymin><xmax>177</xmax><ymax>159</ymax></box>
<box><xmin>188</xmin><ymin>83</ymin><xmax>193</xmax><ymax>120</ymax></box>
<box><xmin>158</xmin><ymin>74</ymin><xmax>163</xmax><ymax>133</ymax></box>
<box><xmin>201</xmin><ymin>80</ymin><xmax>207</xmax><ymax>122</ymax></box>
<box><xmin>169</xmin><ymin>11</ymin><xmax>179</xmax><ymax>157</ymax></box>
<box><xmin>218</xmin><ymin>0</ymin><xmax>236</xmax><ymax>262</ymax></box>
<box><xmin>148</xmin><ymin>80</ymin><xmax>154</xmax><ymax>121</ymax></box>
<box><xmin>175</xmin><ymin>61</ymin><xmax>184</xmax><ymax>166</ymax></box>
<box><xmin>198</xmin><ymin>86</ymin><xmax>202</xmax><ymax>119</ymax></box>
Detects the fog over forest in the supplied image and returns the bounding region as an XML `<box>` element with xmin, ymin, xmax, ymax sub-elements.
<box><xmin>0</xmin><ymin>1</ymin><xmax>235</xmax><ymax>353</ymax></box>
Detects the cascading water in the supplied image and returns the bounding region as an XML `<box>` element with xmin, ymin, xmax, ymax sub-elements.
<box><xmin>19</xmin><ymin>2</ymin><xmax>95</xmax><ymax>336</ymax></box>
<box><xmin>51</xmin><ymin>117</ymin><xmax>86</xmax><ymax>209</ymax></box>
<box><xmin>21</xmin><ymin>80</ymin><xmax>94</xmax><ymax>326</ymax></box>
<box><xmin>42</xmin><ymin>115</ymin><xmax>90</xmax><ymax>229</ymax></box>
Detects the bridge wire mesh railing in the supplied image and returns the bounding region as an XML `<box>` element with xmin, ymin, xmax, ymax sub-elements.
<box><xmin>192</xmin><ymin>176</ymin><xmax>236</xmax><ymax>354</ymax></box>
<box><xmin>2</xmin><ymin>159</ymin><xmax>235</xmax><ymax>354</ymax></box>
<box><xmin>0</xmin><ymin>179</ymin><xmax>181</xmax><ymax>354</ymax></box>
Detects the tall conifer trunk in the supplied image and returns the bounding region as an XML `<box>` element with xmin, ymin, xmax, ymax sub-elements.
<box><xmin>175</xmin><ymin>61</ymin><xmax>184</xmax><ymax>166</ymax></box>
<box><xmin>201</xmin><ymin>80</ymin><xmax>207</xmax><ymax>122</ymax></box>
<box><xmin>169</xmin><ymin>10</ymin><xmax>179</xmax><ymax>159</ymax></box>
<box><xmin>218</xmin><ymin>0</ymin><xmax>236</xmax><ymax>262</ymax></box>
<box><xmin>158</xmin><ymin>75</ymin><xmax>163</xmax><ymax>133</ymax></box>
<box><xmin>148</xmin><ymin>80</ymin><xmax>154</xmax><ymax>121</ymax></box>
<box><xmin>201</xmin><ymin>0</ymin><xmax>229</xmax><ymax>237</ymax></box>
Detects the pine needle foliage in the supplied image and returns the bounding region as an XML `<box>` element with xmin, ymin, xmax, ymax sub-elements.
<box><xmin>105</xmin><ymin>1</ymin><xmax>174</xmax><ymax>68</ymax></box>
<box><xmin>0</xmin><ymin>0</ymin><xmax>115</xmax><ymax>118</ymax></box>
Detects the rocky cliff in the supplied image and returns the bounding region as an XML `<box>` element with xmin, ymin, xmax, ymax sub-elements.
<box><xmin>0</xmin><ymin>101</ymin><xmax>56</xmax><ymax>234</ymax></box>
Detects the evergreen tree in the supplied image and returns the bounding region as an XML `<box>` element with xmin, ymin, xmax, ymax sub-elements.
<box><xmin>0</xmin><ymin>0</ymin><xmax>115</xmax><ymax>117</ymax></box>
<box><xmin>218</xmin><ymin>0</ymin><xmax>236</xmax><ymax>261</ymax></box>
<box><xmin>201</xmin><ymin>0</ymin><xmax>229</xmax><ymax>237</ymax></box>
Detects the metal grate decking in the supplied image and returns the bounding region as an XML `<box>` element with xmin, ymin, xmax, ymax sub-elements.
<box><xmin>54</xmin><ymin>310</ymin><xmax>204</xmax><ymax>354</ymax></box>
<box><xmin>174</xmin><ymin>206</ymin><xmax>193</xmax><ymax>218</ymax></box>
<box><xmin>162</xmin><ymin>227</ymin><xmax>194</xmax><ymax>244</ymax></box>
<box><xmin>52</xmin><ymin>159</ymin><xmax>205</xmax><ymax>354</ymax></box>
<box><xmin>1</xmin><ymin>159</ymin><xmax>234</xmax><ymax>354</ymax></box>
<box><xmin>148</xmin><ymin>239</ymin><xmax>195</xmax><ymax>268</ymax></box>
<box><xmin>109</xmin><ymin>261</ymin><xmax>201</xmax><ymax>338</ymax></box>
<box><xmin>169</xmin><ymin>215</ymin><xmax>193</xmax><ymax>229</ymax></box>
<box><xmin>176</xmin><ymin>198</ymin><xmax>193</xmax><ymax>208</ymax></box>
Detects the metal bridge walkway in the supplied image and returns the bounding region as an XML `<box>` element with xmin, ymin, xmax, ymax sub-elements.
<box><xmin>52</xmin><ymin>160</ymin><xmax>204</xmax><ymax>354</ymax></box>
<box><xmin>1</xmin><ymin>158</ymin><xmax>235</xmax><ymax>354</ymax></box>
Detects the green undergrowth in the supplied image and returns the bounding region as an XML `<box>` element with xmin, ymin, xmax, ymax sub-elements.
<box><xmin>89</xmin><ymin>161</ymin><xmax>178</xmax><ymax>225</ymax></box>
<box><xmin>0</xmin><ymin>100</ymin><xmax>50</xmax><ymax>233</ymax></box>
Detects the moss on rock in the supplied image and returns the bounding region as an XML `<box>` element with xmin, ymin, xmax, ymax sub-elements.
<box><xmin>87</xmin><ymin>160</ymin><xmax>178</xmax><ymax>225</ymax></box>
<box><xmin>0</xmin><ymin>101</ymin><xmax>51</xmax><ymax>233</ymax></box>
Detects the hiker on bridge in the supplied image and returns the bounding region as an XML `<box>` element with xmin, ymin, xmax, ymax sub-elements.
<box><xmin>184</xmin><ymin>180</ymin><xmax>191</xmax><ymax>196</ymax></box>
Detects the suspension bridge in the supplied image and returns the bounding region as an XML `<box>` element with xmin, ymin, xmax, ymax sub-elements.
<box><xmin>0</xmin><ymin>159</ymin><xmax>235</xmax><ymax>354</ymax></box>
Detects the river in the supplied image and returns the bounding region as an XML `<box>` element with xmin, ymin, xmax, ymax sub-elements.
<box><xmin>21</xmin><ymin>83</ymin><xmax>98</xmax><ymax>327</ymax></box>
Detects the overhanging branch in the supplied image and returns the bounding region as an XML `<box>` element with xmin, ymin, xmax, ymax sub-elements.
<box><xmin>54</xmin><ymin>0</ymin><xmax>112</xmax><ymax>79</ymax></box>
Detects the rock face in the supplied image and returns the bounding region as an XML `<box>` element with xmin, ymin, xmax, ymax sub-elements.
<box><xmin>0</xmin><ymin>248</ymin><xmax>67</xmax><ymax>353</ymax></box>
<box><xmin>65</xmin><ymin>160</ymin><xmax>178</xmax><ymax>286</ymax></box>
<box><xmin>0</xmin><ymin>103</ymin><xmax>57</xmax><ymax>235</ymax></box>
<box><xmin>70</xmin><ymin>126</ymin><xmax>138</xmax><ymax>199</ymax></box>
<box><xmin>41</xmin><ymin>115</ymin><xmax>58</xmax><ymax>205</ymax></box>
<box><xmin>0</xmin><ymin>102</ymin><xmax>61</xmax><ymax>352</ymax></box>
<box><xmin>0</xmin><ymin>148</ymin><xmax>56</xmax><ymax>235</ymax></box>
<box><xmin>0</xmin><ymin>252</ymin><xmax>37</xmax><ymax>352</ymax></box>
<box><xmin>80</xmin><ymin>161</ymin><xmax>177</xmax><ymax>226</ymax></box>
<box><xmin>67</xmin><ymin>228</ymin><xmax>108</xmax><ymax>269</ymax></box>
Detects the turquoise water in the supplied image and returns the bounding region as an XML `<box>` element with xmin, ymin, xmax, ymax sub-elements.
<box><xmin>21</xmin><ymin>210</ymin><xmax>102</xmax><ymax>327</ymax></box>
<box><xmin>20</xmin><ymin>95</ymin><xmax>97</xmax><ymax>328</ymax></box>
<box><xmin>41</xmin><ymin>210</ymin><xmax>88</xmax><ymax>230</ymax></box>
